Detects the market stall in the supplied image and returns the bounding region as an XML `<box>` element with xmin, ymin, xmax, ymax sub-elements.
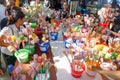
<box><xmin>1</xmin><ymin>1</ymin><xmax>120</xmax><ymax>80</ymax></box>
<box><xmin>14</xmin><ymin>43</ymin><xmax>57</xmax><ymax>80</ymax></box>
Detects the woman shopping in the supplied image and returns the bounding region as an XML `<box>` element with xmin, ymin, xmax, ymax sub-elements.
<box><xmin>0</xmin><ymin>8</ymin><xmax>25</xmax><ymax>68</ymax></box>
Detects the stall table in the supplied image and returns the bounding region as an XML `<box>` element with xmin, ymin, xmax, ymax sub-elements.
<box><xmin>15</xmin><ymin>44</ymin><xmax>57</xmax><ymax>80</ymax></box>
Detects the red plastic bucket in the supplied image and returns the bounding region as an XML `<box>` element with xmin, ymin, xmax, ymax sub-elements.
<box><xmin>71</xmin><ymin>60</ymin><xmax>85</xmax><ymax>78</ymax></box>
<box><xmin>76</xmin><ymin>11</ymin><xmax>80</xmax><ymax>15</ymax></box>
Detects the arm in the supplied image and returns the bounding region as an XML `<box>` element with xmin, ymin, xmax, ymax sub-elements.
<box><xmin>0</xmin><ymin>27</ymin><xmax>11</xmax><ymax>47</ymax></box>
<box><xmin>109</xmin><ymin>30</ymin><xmax>120</xmax><ymax>37</ymax></box>
<box><xmin>0</xmin><ymin>35</ymin><xmax>10</xmax><ymax>47</ymax></box>
<box><xmin>59</xmin><ymin>10</ymin><xmax>62</xmax><ymax>19</ymax></box>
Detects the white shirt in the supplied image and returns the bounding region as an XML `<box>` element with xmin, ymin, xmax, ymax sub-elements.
<box><xmin>0</xmin><ymin>4</ymin><xmax>6</xmax><ymax>23</ymax></box>
<box><xmin>0</xmin><ymin>24</ymin><xmax>25</xmax><ymax>56</ymax></box>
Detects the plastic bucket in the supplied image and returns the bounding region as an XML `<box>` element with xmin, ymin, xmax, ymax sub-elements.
<box><xmin>85</xmin><ymin>67</ymin><xmax>96</xmax><ymax>77</ymax></box>
<box><xmin>0</xmin><ymin>78</ymin><xmax>4</xmax><ymax>80</ymax></box>
<box><xmin>24</xmin><ymin>42</ymin><xmax>35</xmax><ymax>55</ymax></box>
<box><xmin>38</xmin><ymin>41</ymin><xmax>49</xmax><ymax>53</ymax></box>
<box><xmin>84</xmin><ymin>9</ymin><xmax>90</xmax><ymax>14</ymax></box>
<box><xmin>76</xmin><ymin>7</ymin><xmax>81</xmax><ymax>12</ymax></box>
<box><xmin>15</xmin><ymin>49</ymin><xmax>29</xmax><ymax>63</ymax></box>
<box><xmin>73</xmin><ymin>39</ymin><xmax>76</xmax><ymax>43</ymax></box>
<box><xmin>76</xmin><ymin>11</ymin><xmax>80</xmax><ymax>15</ymax></box>
<box><xmin>76</xmin><ymin>41</ymin><xmax>85</xmax><ymax>47</ymax></box>
<box><xmin>50</xmin><ymin>32</ymin><xmax>58</xmax><ymax>41</ymax></box>
<box><xmin>63</xmin><ymin>35</ymin><xmax>68</xmax><ymax>40</ymax></box>
<box><xmin>85</xmin><ymin>61</ymin><xmax>96</xmax><ymax>77</ymax></box>
<box><xmin>33</xmin><ymin>67</ymin><xmax>50</xmax><ymax>80</ymax></box>
<box><xmin>64</xmin><ymin>40</ymin><xmax>71</xmax><ymax>49</ymax></box>
<box><xmin>64</xmin><ymin>39</ymin><xmax>76</xmax><ymax>49</ymax></box>
<box><xmin>81</xmin><ymin>9</ymin><xmax>90</xmax><ymax>14</ymax></box>
<box><xmin>71</xmin><ymin>60</ymin><xmax>85</xmax><ymax>78</ymax></box>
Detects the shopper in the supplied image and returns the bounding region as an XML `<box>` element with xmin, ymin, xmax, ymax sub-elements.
<box><xmin>55</xmin><ymin>0</ymin><xmax>62</xmax><ymax>11</ymax></box>
<box><xmin>8</xmin><ymin>0</ymin><xmax>15</xmax><ymax>6</ymax></box>
<box><xmin>0</xmin><ymin>6</ymin><xmax>21</xmax><ymax>30</ymax></box>
<box><xmin>59</xmin><ymin>2</ymin><xmax>69</xmax><ymax>19</ymax></box>
<box><xmin>109</xmin><ymin>9</ymin><xmax>120</xmax><ymax>37</ymax></box>
<box><xmin>0</xmin><ymin>9</ymin><xmax>25</xmax><ymax>68</ymax></box>
<box><xmin>109</xmin><ymin>29</ymin><xmax>120</xmax><ymax>37</ymax></box>
<box><xmin>0</xmin><ymin>0</ymin><xmax>7</xmax><ymax>75</ymax></box>
<box><xmin>0</xmin><ymin>0</ymin><xmax>6</xmax><ymax>30</ymax></box>
<box><xmin>98</xmin><ymin>5</ymin><xmax>109</xmax><ymax>23</ymax></box>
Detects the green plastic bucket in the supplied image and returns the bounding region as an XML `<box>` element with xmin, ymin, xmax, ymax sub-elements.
<box><xmin>24</xmin><ymin>42</ymin><xmax>35</xmax><ymax>55</ymax></box>
<box><xmin>0</xmin><ymin>78</ymin><xmax>4</xmax><ymax>80</ymax></box>
<box><xmin>15</xmin><ymin>49</ymin><xmax>29</xmax><ymax>64</ymax></box>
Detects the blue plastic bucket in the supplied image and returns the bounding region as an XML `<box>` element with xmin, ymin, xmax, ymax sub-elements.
<box><xmin>64</xmin><ymin>39</ymin><xmax>71</xmax><ymax>49</ymax></box>
<box><xmin>73</xmin><ymin>39</ymin><xmax>76</xmax><ymax>43</ymax></box>
<box><xmin>38</xmin><ymin>41</ymin><xmax>49</xmax><ymax>53</ymax></box>
<box><xmin>64</xmin><ymin>39</ymin><xmax>77</xmax><ymax>49</ymax></box>
<box><xmin>84</xmin><ymin>9</ymin><xmax>90</xmax><ymax>14</ymax></box>
<box><xmin>50</xmin><ymin>32</ymin><xmax>58</xmax><ymax>41</ymax></box>
<box><xmin>81</xmin><ymin>9</ymin><xmax>90</xmax><ymax>14</ymax></box>
<box><xmin>76</xmin><ymin>41</ymin><xmax>85</xmax><ymax>48</ymax></box>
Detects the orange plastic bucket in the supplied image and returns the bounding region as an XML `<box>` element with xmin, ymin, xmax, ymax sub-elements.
<box><xmin>85</xmin><ymin>60</ymin><xmax>98</xmax><ymax>77</ymax></box>
<box><xmin>85</xmin><ymin>67</ymin><xmax>96</xmax><ymax>77</ymax></box>
<box><xmin>71</xmin><ymin>60</ymin><xmax>85</xmax><ymax>78</ymax></box>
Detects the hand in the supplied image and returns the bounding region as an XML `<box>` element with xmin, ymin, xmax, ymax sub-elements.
<box><xmin>7</xmin><ymin>46</ymin><xmax>16</xmax><ymax>53</ymax></box>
